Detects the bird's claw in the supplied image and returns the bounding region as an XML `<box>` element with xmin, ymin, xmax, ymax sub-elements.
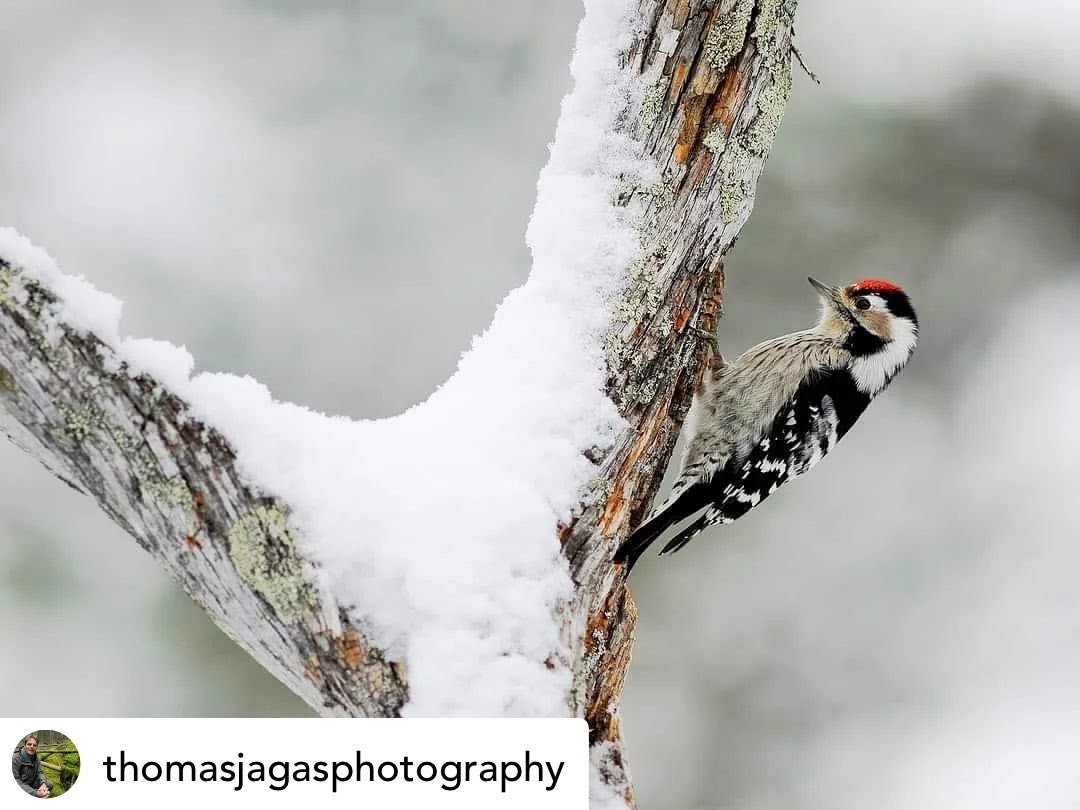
<box><xmin>688</xmin><ymin>325</ymin><xmax>723</xmax><ymax>367</ymax></box>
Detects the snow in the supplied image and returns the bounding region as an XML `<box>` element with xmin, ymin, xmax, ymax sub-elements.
<box><xmin>590</xmin><ymin>741</ymin><xmax>632</xmax><ymax>810</ymax></box>
<box><xmin>0</xmin><ymin>225</ymin><xmax>122</xmax><ymax>344</ymax></box>
<box><xmin>0</xmin><ymin>0</ymin><xmax>649</xmax><ymax>727</ymax></box>
<box><xmin>119</xmin><ymin>338</ymin><xmax>196</xmax><ymax>391</ymax></box>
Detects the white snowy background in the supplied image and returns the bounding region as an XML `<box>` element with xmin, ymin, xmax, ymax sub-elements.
<box><xmin>2</xmin><ymin>1</ymin><xmax>1079</xmax><ymax>808</ymax></box>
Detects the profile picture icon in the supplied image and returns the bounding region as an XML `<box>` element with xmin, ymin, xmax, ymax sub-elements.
<box><xmin>11</xmin><ymin>730</ymin><xmax>80</xmax><ymax>799</ymax></box>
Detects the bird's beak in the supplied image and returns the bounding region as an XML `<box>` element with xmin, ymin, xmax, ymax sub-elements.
<box><xmin>807</xmin><ymin>276</ymin><xmax>844</xmax><ymax>309</ymax></box>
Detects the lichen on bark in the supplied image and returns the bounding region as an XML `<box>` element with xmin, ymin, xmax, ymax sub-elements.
<box><xmin>229</xmin><ymin>505</ymin><xmax>316</xmax><ymax>624</ymax></box>
<box><xmin>704</xmin><ymin>0</ymin><xmax>755</xmax><ymax>73</ymax></box>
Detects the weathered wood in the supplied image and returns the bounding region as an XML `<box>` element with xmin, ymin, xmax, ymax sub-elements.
<box><xmin>0</xmin><ymin>260</ymin><xmax>407</xmax><ymax>718</ymax></box>
<box><xmin>0</xmin><ymin>1</ymin><xmax>798</xmax><ymax>805</ymax></box>
<box><xmin>563</xmin><ymin>1</ymin><xmax>798</xmax><ymax>803</ymax></box>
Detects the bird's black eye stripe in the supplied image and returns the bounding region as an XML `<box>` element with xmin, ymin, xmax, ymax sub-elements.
<box><xmin>855</xmin><ymin>297</ymin><xmax>871</xmax><ymax>311</ymax></box>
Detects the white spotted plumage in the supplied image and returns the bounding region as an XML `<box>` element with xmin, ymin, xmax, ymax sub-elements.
<box><xmin>615</xmin><ymin>277</ymin><xmax>918</xmax><ymax>571</ymax></box>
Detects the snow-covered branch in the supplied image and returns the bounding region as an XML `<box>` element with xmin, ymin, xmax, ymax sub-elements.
<box><xmin>0</xmin><ymin>0</ymin><xmax>798</xmax><ymax>805</ymax></box>
<box><xmin>0</xmin><ymin>245</ymin><xmax>406</xmax><ymax>718</ymax></box>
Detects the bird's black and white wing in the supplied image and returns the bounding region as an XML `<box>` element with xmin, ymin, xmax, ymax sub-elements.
<box><xmin>656</xmin><ymin>368</ymin><xmax>871</xmax><ymax>555</ymax></box>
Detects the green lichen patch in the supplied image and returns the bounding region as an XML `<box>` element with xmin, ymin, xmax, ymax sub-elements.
<box><xmin>604</xmin><ymin>250</ymin><xmax>668</xmax><ymax>365</ymax></box>
<box><xmin>703</xmin><ymin>125</ymin><xmax>728</xmax><ymax>154</ymax></box>
<box><xmin>631</xmin><ymin>370</ymin><xmax>664</xmax><ymax>405</ymax></box>
<box><xmin>752</xmin><ymin>0</ymin><xmax>783</xmax><ymax>47</ymax></box>
<box><xmin>55</xmin><ymin>403</ymin><xmax>197</xmax><ymax>527</ymax></box>
<box><xmin>703</xmin><ymin>0</ymin><xmax>754</xmax><ymax>73</ymax></box>
<box><xmin>0</xmin><ymin>264</ymin><xmax>49</xmax><ymax>317</ymax></box>
<box><xmin>111</xmin><ymin>427</ymin><xmax>188</xmax><ymax>507</ymax></box>
<box><xmin>62</xmin><ymin>404</ymin><xmax>104</xmax><ymax>444</ymax></box>
<box><xmin>105</xmin><ymin>422</ymin><xmax>140</xmax><ymax>456</ymax></box>
<box><xmin>745</xmin><ymin>56</ymin><xmax>792</xmax><ymax>156</ymax></box>
<box><xmin>718</xmin><ymin>142</ymin><xmax>756</xmax><ymax>223</ymax></box>
<box><xmin>0</xmin><ymin>365</ymin><xmax>15</xmax><ymax>396</ymax></box>
<box><xmin>622</xmin><ymin>258</ymin><xmax>659</xmax><ymax>309</ymax></box>
<box><xmin>138</xmin><ymin>469</ymin><xmax>191</xmax><ymax>510</ymax></box>
<box><xmin>24</xmin><ymin>281</ymin><xmax>50</xmax><ymax>317</ymax></box>
<box><xmin>639</xmin><ymin>82</ymin><xmax>666</xmax><ymax>132</ymax></box>
<box><xmin>601</xmin><ymin>328</ymin><xmax>627</xmax><ymax>368</ymax></box>
<box><xmin>638</xmin><ymin>185</ymin><xmax>675</xmax><ymax>220</ymax></box>
<box><xmin>228</xmin><ymin>506</ymin><xmax>315</xmax><ymax>624</ymax></box>
<box><xmin>0</xmin><ymin>263</ymin><xmax>16</xmax><ymax>309</ymax></box>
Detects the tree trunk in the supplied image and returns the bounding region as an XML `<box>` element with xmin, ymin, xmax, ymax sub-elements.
<box><xmin>0</xmin><ymin>1</ymin><xmax>798</xmax><ymax>805</ymax></box>
<box><xmin>565</xmin><ymin>0</ymin><xmax>798</xmax><ymax>803</ymax></box>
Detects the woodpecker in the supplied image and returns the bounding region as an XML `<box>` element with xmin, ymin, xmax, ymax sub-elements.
<box><xmin>615</xmin><ymin>276</ymin><xmax>918</xmax><ymax>571</ymax></box>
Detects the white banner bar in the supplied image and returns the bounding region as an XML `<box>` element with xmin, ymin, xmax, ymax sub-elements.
<box><xmin>3</xmin><ymin>718</ymin><xmax>588</xmax><ymax>808</ymax></box>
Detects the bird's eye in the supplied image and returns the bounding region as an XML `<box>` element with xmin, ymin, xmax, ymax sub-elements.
<box><xmin>854</xmin><ymin>297</ymin><xmax>871</xmax><ymax>311</ymax></box>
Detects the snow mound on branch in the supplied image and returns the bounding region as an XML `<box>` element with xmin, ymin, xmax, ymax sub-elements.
<box><xmin>0</xmin><ymin>226</ymin><xmax>123</xmax><ymax>344</ymax></box>
<box><xmin>0</xmin><ymin>0</ymin><xmax>650</xmax><ymax>718</ymax></box>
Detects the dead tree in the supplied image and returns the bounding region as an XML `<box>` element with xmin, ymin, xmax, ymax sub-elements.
<box><xmin>0</xmin><ymin>1</ymin><xmax>798</xmax><ymax>805</ymax></box>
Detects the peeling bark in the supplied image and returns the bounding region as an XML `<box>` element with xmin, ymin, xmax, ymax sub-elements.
<box><xmin>0</xmin><ymin>0</ymin><xmax>797</xmax><ymax>805</ymax></box>
<box><xmin>565</xmin><ymin>1</ymin><xmax>798</xmax><ymax>804</ymax></box>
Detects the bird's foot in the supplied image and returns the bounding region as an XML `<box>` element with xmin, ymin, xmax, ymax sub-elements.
<box><xmin>688</xmin><ymin>325</ymin><xmax>723</xmax><ymax>367</ymax></box>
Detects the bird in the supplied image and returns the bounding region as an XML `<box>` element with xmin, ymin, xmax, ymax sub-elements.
<box><xmin>614</xmin><ymin>276</ymin><xmax>918</xmax><ymax>571</ymax></box>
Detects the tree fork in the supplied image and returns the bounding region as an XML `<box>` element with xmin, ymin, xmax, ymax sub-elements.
<box><xmin>0</xmin><ymin>1</ymin><xmax>798</xmax><ymax>805</ymax></box>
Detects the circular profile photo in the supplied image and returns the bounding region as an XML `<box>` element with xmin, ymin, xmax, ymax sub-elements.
<box><xmin>11</xmin><ymin>730</ymin><xmax>80</xmax><ymax>799</ymax></box>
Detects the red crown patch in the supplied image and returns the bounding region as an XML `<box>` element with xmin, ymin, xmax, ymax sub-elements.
<box><xmin>854</xmin><ymin>278</ymin><xmax>902</xmax><ymax>293</ymax></box>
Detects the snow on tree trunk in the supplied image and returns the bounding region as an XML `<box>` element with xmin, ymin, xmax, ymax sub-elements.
<box><xmin>0</xmin><ymin>0</ymin><xmax>798</xmax><ymax>805</ymax></box>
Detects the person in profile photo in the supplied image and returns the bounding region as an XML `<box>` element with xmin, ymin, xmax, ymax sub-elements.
<box><xmin>12</xmin><ymin>735</ymin><xmax>52</xmax><ymax>798</ymax></box>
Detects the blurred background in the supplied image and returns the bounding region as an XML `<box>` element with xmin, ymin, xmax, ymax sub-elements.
<box><xmin>1</xmin><ymin>1</ymin><xmax>1077</xmax><ymax>807</ymax></box>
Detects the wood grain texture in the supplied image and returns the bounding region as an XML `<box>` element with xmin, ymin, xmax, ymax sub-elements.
<box><xmin>564</xmin><ymin>1</ymin><xmax>798</xmax><ymax>803</ymax></box>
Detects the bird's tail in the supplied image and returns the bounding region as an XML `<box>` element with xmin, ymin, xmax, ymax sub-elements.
<box><xmin>658</xmin><ymin>512</ymin><xmax>714</xmax><ymax>556</ymax></box>
<box><xmin>614</xmin><ymin>482</ymin><xmax>711</xmax><ymax>572</ymax></box>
